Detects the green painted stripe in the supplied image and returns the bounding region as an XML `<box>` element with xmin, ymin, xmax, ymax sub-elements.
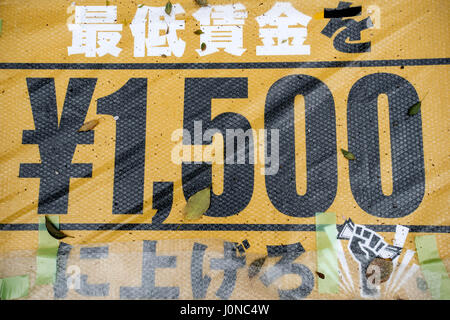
<box><xmin>0</xmin><ymin>275</ymin><xmax>29</xmax><ymax>300</ymax></box>
<box><xmin>316</xmin><ymin>212</ymin><xmax>339</xmax><ymax>294</ymax></box>
<box><xmin>415</xmin><ymin>235</ymin><xmax>450</xmax><ymax>300</ymax></box>
<box><xmin>35</xmin><ymin>216</ymin><xmax>59</xmax><ymax>285</ymax></box>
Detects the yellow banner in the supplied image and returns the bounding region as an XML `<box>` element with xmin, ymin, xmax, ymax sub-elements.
<box><xmin>0</xmin><ymin>0</ymin><xmax>448</xmax><ymax>300</ymax></box>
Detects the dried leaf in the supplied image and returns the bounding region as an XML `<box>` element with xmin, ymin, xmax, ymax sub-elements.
<box><xmin>408</xmin><ymin>92</ymin><xmax>428</xmax><ymax>116</ymax></box>
<box><xmin>365</xmin><ymin>258</ymin><xmax>393</xmax><ymax>283</ymax></box>
<box><xmin>45</xmin><ymin>216</ymin><xmax>73</xmax><ymax>240</ymax></box>
<box><xmin>201</xmin><ymin>42</ymin><xmax>206</xmax><ymax>51</ymax></box>
<box><xmin>316</xmin><ymin>271</ymin><xmax>325</xmax><ymax>279</ymax></box>
<box><xmin>341</xmin><ymin>148</ymin><xmax>355</xmax><ymax>160</ymax></box>
<box><xmin>165</xmin><ymin>1</ymin><xmax>172</xmax><ymax>15</ymax></box>
<box><xmin>79</xmin><ymin>119</ymin><xmax>99</xmax><ymax>132</ymax></box>
<box><xmin>194</xmin><ymin>29</ymin><xmax>204</xmax><ymax>35</ymax></box>
<box><xmin>194</xmin><ymin>0</ymin><xmax>208</xmax><ymax>7</ymax></box>
<box><xmin>408</xmin><ymin>101</ymin><xmax>421</xmax><ymax>116</ymax></box>
<box><xmin>184</xmin><ymin>187</ymin><xmax>211</xmax><ymax>220</ymax></box>
<box><xmin>248</xmin><ymin>257</ymin><xmax>266</xmax><ymax>279</ymax></box>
